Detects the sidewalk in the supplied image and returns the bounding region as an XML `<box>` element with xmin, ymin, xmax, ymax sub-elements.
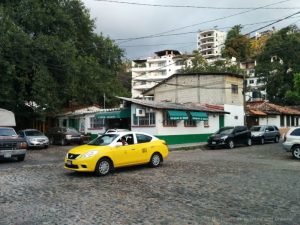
<box><xmin>168</xmin><ymin>142</ymin><xmax>208</xmax><ymax>151</ymax></box>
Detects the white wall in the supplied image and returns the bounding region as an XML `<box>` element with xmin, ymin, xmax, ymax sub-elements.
<box><xmin>130</xmin><ymin>103</ymin><xmax>220</xmax><ymax>135</ymax></box>
<box><xmin>259</xmin><ymin>116</ymin><xmax>280</xmax><ymax>127</ymax></box>
<box><xmin>224</xmin><ymin>105</ymin><xmax>244</xmax><ymax>126</ymax></box>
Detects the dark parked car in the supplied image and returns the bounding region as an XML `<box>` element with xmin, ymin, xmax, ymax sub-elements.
<box><xmin>18</xmin><ymin>129</ymin><xmax>49</xmax><ymax>149</ymax></box>
<box><xmin>47</xmin><ymin>127</ymin><xmax>83</xmax><ymax>146</ymax></box>
<box><xmin>207</xmin><ymin>126</ymin><xmax>252</xmax><ymax>149</ymax></box>
<box><xmin>250</xmin><ymin>125</ymin><xmax>281</xmax><ymax>144</ymax></box>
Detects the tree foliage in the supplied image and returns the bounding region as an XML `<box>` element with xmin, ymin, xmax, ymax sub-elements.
<box><xmin>255</xmin><ymin>25</ymin><xmax>300</xmax><ymax>105</ymax></box>
<box><xmin>181</xmin><ymin>51</ymin><xmax>245</xmax><ymax>74</ymax></box>
<box><xmin>0</xmin><ymin>0</ymin><xmax>129</xmax><ymax>124</ymax></box>
<box><xmin>222</xmin><ymin>25</ymin><xmax>251</xmax><ymax>62</ymax></box>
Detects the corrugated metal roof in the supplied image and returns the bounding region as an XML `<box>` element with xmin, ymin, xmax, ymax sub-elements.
<box><xmin>118</xmin><ymin>97</ymin><xmax>229</xmax><ymax>114</ymax></box>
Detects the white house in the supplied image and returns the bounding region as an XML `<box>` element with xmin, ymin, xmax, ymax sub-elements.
<box><xmin>57</xmin><ymin>106</ymin><xmax>130</xmax><ymax>139</ymax></box>
<box><xmin>247</xmin><ymin>101</ymin><xmax>300</xmax><ymax>134</ymax></box>
<box><xmin>118</xmin><ymin>97</ymin><xmax>228</xmax><ymax>145</ymax></box>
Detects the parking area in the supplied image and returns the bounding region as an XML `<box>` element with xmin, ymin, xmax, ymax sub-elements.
<box><xmin>0</xmin><ymin>143</ymin><xmax>299</xmax><ymax>225</ymax></box>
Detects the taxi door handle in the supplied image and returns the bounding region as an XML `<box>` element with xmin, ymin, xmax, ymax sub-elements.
<box><xmin>131</xmin><ymin>148</ymin><xmax>135</xmax><ymax>150</ymax></box>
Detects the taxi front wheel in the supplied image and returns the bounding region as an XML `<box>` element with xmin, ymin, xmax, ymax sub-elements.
<box><xmin>95</xmin><ymin>158</ymin><xmax>112</xmax><ymax>176</ymax></box>
<box><xmin>149</xmin><ymin>153</ymin><xmax>162</xmax><ymax>167</ymax></box>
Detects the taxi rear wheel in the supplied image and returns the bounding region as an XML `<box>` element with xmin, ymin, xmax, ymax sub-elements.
<box><xmin>149</xmin><ymin>153</ymin><xmax>162</xmax><ymax>167</ymax></box>
<box><xmin>95</xmin><ymin>158</ymin><xmax>112</xmax><ymax>176</ymax></box>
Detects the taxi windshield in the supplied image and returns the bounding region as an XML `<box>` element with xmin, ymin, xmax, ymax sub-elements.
<box><xmin>88</xmin><ymin>134</ymin><xmax>118</xmax><ymax>146</ymax></box>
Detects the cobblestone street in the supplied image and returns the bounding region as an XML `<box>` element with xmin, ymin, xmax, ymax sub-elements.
<box><xmin>0</xmin><ymin>143</ymin><xmax>299</xmax><ymax>225</ymax></box>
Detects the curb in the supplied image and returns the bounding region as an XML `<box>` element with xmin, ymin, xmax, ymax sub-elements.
<box><xmin>168</xmin><ymin>144</ymin><xmax>209</xmax><ymax>151</ymax></box>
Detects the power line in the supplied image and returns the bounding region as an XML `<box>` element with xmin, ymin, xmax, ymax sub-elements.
<box><xmin>95</xmin><ymin>0</ymin><xmax>299</xmax><ymax>10</ymax></box>
<box><xmin>116</xmin><ymin>0</ymin><xmax>292</xmax><ymax>43</ymax></box>
<box><xmin>119</xmin><ymin>16</ymin><xmax>300</xmax><ymax>48</ymax></box>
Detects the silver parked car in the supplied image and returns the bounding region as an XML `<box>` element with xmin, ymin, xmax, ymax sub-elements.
<box><xmin>250</xmin><ymin>125</ymin><xmax>280</xmax><ymax>144</ymax></box>
<box><xmin>282</xmin><ymin>127</ymin><xmax>300</xmax><ymax>159</ymax></box>
<box><xmin>18</xmin><ymin>129</ymin><xmax>49</xmax><ymax>149</ymax></box>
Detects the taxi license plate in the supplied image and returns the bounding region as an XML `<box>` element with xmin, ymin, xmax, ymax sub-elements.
<box><xmin>67</xmin><ymin>160</ymin><xmax>72</xmax><ymax>166</ymax></box>
<box><xmin>4</xmin><ymin>152</ymin><xmax>12</xmax><ymax>158</ymax></box>
<box><xmin>212</xmin><ymin>141</ymin><xmax>216</xmax><ymax>145</ymax></box>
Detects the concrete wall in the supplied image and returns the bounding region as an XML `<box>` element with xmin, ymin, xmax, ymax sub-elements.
<box><xmin>224</xmin><ymin>105</ymin><xmax>244</xmax><ymax>126</ymax></box>
<box><xmin>153</xmin><ymin>74</ymin><xmax>243</xmax><ymax>107</ymax></box>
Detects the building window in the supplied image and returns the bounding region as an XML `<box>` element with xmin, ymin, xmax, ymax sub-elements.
<box><xmin>133</xmin><ymin>112</ymin><xmax>155</xmax><ymax>126</ymax></box>
<box><xmin>296</xmin><ymin>117</ymin><xmax>299</xmax><ymax>126</ymax></box>
<box><xmin>90</xmin><ymin>117</ymin><xmax>104</xmax><ymax>129</ymax></box>
<box><xmin>204</xmin><ymin>120</ymin><xmax>209</xmax><ymax>127</ymax></box>
<box><xmin>286</xmin><ymin>115</ymin><xmax>291</xmax><ymax>126</ymax></box>
<box><xmin>291</xmin><ymin>116</ymin><xmax>295</xmax><ymax>126</ymax></box>
<box><xmin>280</xmin><ymin>115</ymin><xmax>285</xmax><ymax>127</ymax></box>
<box><xmin>249</xmin><ymin>80</ymin><xmax>254</xmax><ymax>84</ymax></box>
<box><xmin>231</xmin><ymin>84</ymin><xmax>238</xmax><ymax>94</ymax></box>
<box><xmin>163</xmin><ymin>111</ymin><xmax>177</xmax><ymax>127</ymax></box>
<box><xmin>184</xmin><ymin>114</ymin><xmax>196</xmax><ymax>127</ymax></box>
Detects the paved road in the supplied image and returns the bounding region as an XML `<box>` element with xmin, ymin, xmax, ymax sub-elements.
<box><xmin>0</xmin><ymin>143</ymin><xmax>299</xmax><ymax>225</ymax></box>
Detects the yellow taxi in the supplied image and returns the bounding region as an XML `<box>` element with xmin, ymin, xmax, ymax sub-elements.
<box><xmin>64</xmin><ymin>131</ymin><xmax>169</xmax><ymax>176</ymax></box>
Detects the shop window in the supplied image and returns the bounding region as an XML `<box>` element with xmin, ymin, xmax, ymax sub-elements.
<box><xmin>163</xmin><ymin>111</ymin><xmax>177</xmax><ymax>127</ymax></box>
<box><xmin>133</xmin><ymin>112</ymin><xmax>155</xmax><ymax>126</ymax></box>
<box><xmin>204</xmin><ymin>120</ymin><xmax>209</xmax><ymax>127</ymax></box>
<box><xmin>184</xmin><ymin>114</ymin><xmax>196</xmax><ymax>127</ymax></box>
<box><xmin>90</xmin><ymin>117</ymin><xmax>104</xmax><ymax>129</ymax></box>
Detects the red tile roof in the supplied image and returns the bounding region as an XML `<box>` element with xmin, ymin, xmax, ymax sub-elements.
<box><xmin>247</xmin><ymin>101</ymin><xmax>300</xmax><ymax>115</ymax></box>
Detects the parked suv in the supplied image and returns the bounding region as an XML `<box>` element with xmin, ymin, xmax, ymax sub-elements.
<box><xmin>0</xmin><ymin>127</ymin><xmax>27</xmax><ymax>161</ymax></box>
<box><xmin>250</xmin><ymin>125</ymin><xmax>280</xmax><ymax>144</ymax></box>
<box><xmin>207</xmin><ymin>126</ymin><xmax>252</xmax><ymax>149</ymax></box>
<box><xmin>282</xmin><ymin>127</ymin><xmax>300</xmax><ymax>159</ymax></box>
<box><xmin>47</xmin><ymin>127</ymin><xmax>83</xmax><ymax>146</ymax></box>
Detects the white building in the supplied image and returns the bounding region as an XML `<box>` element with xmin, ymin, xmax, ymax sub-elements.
<box><xmin>131</xmin><ymin>50</ymin><xmax>191</xmax><ymax>98</ymax></box>
<box><xmin>197</xmin><ymin>29</ymin><xmax>227</xmax><ymax>59</ymax></box>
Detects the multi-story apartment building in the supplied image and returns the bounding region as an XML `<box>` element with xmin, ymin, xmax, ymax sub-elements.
<box><xmin>131</xmin><ymin>50</ymin><xmax>191</xmax><ymax>98</ymax></box>
<box><xmin>197</xmin><ymin>29</ymin><xmax>227</xmax><ymax>59</ymax></box>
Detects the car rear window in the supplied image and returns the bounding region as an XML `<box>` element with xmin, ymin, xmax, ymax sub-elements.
<box><xmin>290</xmin><ymin>128</ymin><xmax>300</xmax><ymax>136</ymax></box>
<box><xmin>136</xmin><ymin>134</ymin><xmax>152</xmax><ymax>143</ymax></box>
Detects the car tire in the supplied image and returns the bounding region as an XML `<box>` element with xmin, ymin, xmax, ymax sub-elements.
<box><xmin>95</xmin><ymin>158</ymin><xmax>112</xmax><ymax>176</ymax></box>
<box><xmin>227</xmin><ymin>140</ymin><xmax>234</xmax><ymax>149</ymax></box>
<box><xmin>17</xmin><ymin>155</ymin><xmax>25</xmax><ymax>162</ymax></box>
<box><xmin>260</xmin><ymin>137</ymin><xmax>265</xmax><ymax>145</ymax></box>
<box><xmin>246</xmin><ymin>138</ymin><xmax>252</xmax><ymax>146</ymax></box>
<box><xmin>274</xmin><ymin>136</ymin><xmax>279</xmax><ymax>143</ymax></box>
<box><xmin>149</xmin><ymin>153</ymin><xmax>162</xmax><ymax>167</ymax></box>
<box><xmin>292</xmin><ymin>146</ymin><xmax>300</xmax><ymax>159</ymax></box>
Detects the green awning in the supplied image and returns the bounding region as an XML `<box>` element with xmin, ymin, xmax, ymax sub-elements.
<box><xmin>190</xmin><ymin>111</ymin><xmax>208</xmax><ymax>121</ymax></box>
<box><xmin>95</xmin><ymin>108</ymin><xmax>130</xmax><ymax>119</ymax></box>
<box><xmin>168</xmin><ymin>110</ymin><xmax>188</xmax><ymax>120</ymax></box>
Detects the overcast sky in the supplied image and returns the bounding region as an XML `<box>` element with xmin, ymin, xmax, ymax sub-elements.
<box><xmin>82</xmin><ymin>0</ymin><xmax>300</xmax><ymax>60</ymax></box>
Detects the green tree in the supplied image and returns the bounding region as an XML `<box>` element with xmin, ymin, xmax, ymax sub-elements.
<box><xmin>256</xmin><ymin>25</ymin><xmax>300</xmax><ymax>105</ymax></box>
<box><xmin>223</xmin><ymin>25</ymin><xmax>251</xmax><ymax>62</ymax></box>
<box><xmin>180</xmin><ymin>51</ymin><xmax>244</xmax><ymax>74</ymax></box>
<box><xmin>0</xmin><ymin>0</ymin><xmax>128</xmax><ymax>126</ymax></box>
<box><xmin>286</xmin><ymin>73</ymin><xmax>300</xmax><ymax>104</ymax></box>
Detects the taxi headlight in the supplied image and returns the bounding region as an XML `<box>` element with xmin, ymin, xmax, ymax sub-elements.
<box><xmin>81</xmin><ymin>150</ymin><xmax>98</xmax><ymax>158</ymax></box>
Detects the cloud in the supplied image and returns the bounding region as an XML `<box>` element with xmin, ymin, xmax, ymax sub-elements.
<box><xmin>83</xmin><ymin>0</ymin><xmax>300</xmax><ymax>59</ymax></box>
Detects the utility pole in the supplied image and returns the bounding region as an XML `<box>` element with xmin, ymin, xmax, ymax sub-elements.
<box><xmin>103</xmin><ymin>93</ymin><xmax>106</xmax><ymax>109</ymax></box>
<box><xmin>243</xmin><ymin>73</ymin><xmax>247</xmax><ymax>126</ymax></box>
